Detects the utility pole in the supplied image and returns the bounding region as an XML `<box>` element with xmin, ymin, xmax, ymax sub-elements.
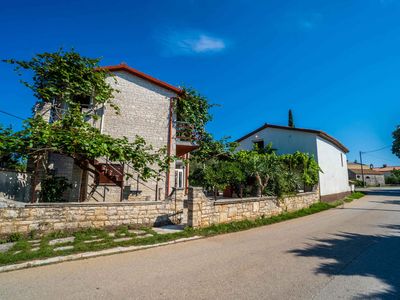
<box><xmin>359</xmin><ymin>151</ymin><xmax>365</xmax><ymax>187</ymax></box>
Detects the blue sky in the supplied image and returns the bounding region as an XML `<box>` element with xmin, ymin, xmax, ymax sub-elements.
<box><xmin>1</xmin><ymin>0</ymin><xmax>400</xmax><ymax>166</ymax></box>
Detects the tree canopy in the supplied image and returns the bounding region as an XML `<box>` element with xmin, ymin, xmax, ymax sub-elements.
<box><xmin>392</xmin><ymin>125</ymin><xmax>400</xmax><ymax>159</ymax></box>
<box><xmin>174</xmin><ymin>87</ymin><xmax>214</xmax><ymax>139</ymax></box>
<box><xmin>0</xmin><ymin>105</ymin><xmax>169</xmax><ymax>179</ymax></box>
<box><xmin>288</xmin><ymin>109</ymin><xmax>295</xmax><ymax>128</ymax></box>
<box><xmin>3</xmin><ymin>49</ymin><xmax>117</xmax><ymax>111</ymax></box>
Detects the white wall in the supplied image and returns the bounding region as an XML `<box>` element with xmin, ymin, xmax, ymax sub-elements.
<box><xmin>316</xmin><ymin>137</ymin><xmax>350</xmax><ymax>196</ymax></box>
<box><xmin>237</xmin><ymin>127</ymin><xmax>318</xmax><ymax>157</ymax></box>
<box><xmin>237</xmin><ymin>127</ymin><xmax>350</xmax><ymax>197</ymax></box>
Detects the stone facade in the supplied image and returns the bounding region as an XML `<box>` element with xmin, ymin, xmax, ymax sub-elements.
<box><xmin>45</xmin><ymin>68</ymin><xmax>183</xmax><ymax>203</ymax></box>
<box><xmin>0</xmin><ymin>197</ymin><xmax>186</xmax><ymax>236</ymax></box>
<box><xmin>187</xmin><ymin>187</ymin><xmax>320</xmax><ymax>228</ymax></box>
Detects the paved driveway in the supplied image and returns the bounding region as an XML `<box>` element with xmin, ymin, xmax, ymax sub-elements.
<box><xmin>1</xmin><ymin>188</ymin><xmax>400</xmax><ymax>299</ymax></box>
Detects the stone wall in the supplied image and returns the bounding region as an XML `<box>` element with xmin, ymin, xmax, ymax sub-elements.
<box><xmin>0</xmin><ymin>187</ymin><xmax>318</xmax><ymax>236</ymax></box>
<box><xmin>0</xmin><ymin>169</ymin><xmax>31</xmax><ymax>203</ymax></box>
<box><xmin>187</xmin><ymin>187</ymin><xmax>320</xmax><ymax>228</ymax></box>
<box><xmin>0</xmin><ymin>198</ymin><xmax>186</xmax><ymax>236</ymax></box>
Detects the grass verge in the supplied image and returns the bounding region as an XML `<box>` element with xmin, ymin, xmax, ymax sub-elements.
<box><xmin>0</xmin><ymin>192</ymin><xmax>364</xmax><ymax>267</ymax></box>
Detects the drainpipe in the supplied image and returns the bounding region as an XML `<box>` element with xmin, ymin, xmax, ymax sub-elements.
<box><xmin>185</xmin><ymin>153</ymin><xmax>190</xmax><ymax>195</ymax></box>
<box><xmin>166</xmin><ymin>97</ymin><xmax>174</xmax><ymax>198</ymax></box>
<box><xmin>100</xmin><ymin>104</ymin><xmax>105</xmax><ymax>133</ymax></box>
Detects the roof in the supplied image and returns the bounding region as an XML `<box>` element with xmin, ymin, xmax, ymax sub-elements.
<box><xmin>101</xmin><ymin>64</ymin><xmax>182</xmax><ymax>94</ymax></box>
<box><xmin>373</xmin><ymin>166</ymin><xmax>400</xmax><ymax>172</ymax></box>
<box><xmin>348</xmin><ymin>168</ymin><xmax>384</xmax><ymax>175</ymax></box>
<box><xmin>347</xmin><ymin>163</ymin><xmax>370</xmax><ymax>170</ymax></box>
<box><xmin>235</xmin><ymin>123</ymin><xmax>349</xmax><ymax>153</ymax></box>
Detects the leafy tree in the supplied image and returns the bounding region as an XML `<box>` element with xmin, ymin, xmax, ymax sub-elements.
<box><xmin>235</xmin><ymin>150</ymin><xmax>283</xmax><ymax>197</ymax></box>
<box><xmin>0</xmin><ymin>126</ymin><xmax>26</xmax><ymax>171</ymax></box>
<box><xmin>0</xmin><ymin>106</ymin><xmax>169</xmax><ymax>178</ymax></box>
<box><xmin>253</xmin><ymin>142</ymin><xmax>275</xmax><ymax>154</ymax></box>
<box><xmin>392</xmin><ymin>126</ymin><xmax>400</xmax><ymax>159</ymax></box>
<box><xmin>1</xmin><ymin>50</ymin><xmax>171</xmax><ymax>202</ymax></box>
<box><xmin>203</xmin><ymin>160</ymin><xmax>245</xmax><ymax>199</ymax></box>
<box><xmin>174</xmin><ymin>87</ymin><xmax>215</xmax><ymax>139</ymax></box>
<box><xmin>39</xmin><ymin>175</ymin><xmax>72</xmax><ymax>202</ymax></box>
<box><xmin>386</xmin><ymin>169</ymin><xmax>400</xmax><ymax>185</ymax></box>
<box><xmin>3</xmin><ymin>49</ymin><xmax>118</xmax><ymax>116</ymax></box>
<box><xmin>280</xmin><ymin>151</ymin><xmax>320</xmax><ymax>187</ymax></box>
<box><xmin>288</xmin><ymin>109</ymin><xmax>295</xmax><ymax>128</ymax></box>
<box><xmin>191</xmin><ymin>133</ymin><xmax>238</xmax><ymax>162</ymax></box>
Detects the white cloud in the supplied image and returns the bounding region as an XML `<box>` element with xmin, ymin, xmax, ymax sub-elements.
<box><xmin>159</xmin><ymin>30</ymin><xmax>227</xmax><ymax>56</ymax></box>
<box><xmin>297</xmin><ymin>13</ymin><xmax>323</xmax><ymax>31</ymax></box>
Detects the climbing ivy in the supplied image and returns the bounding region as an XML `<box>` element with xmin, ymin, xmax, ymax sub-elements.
<box><xmin>3</xmin><ymin>48</ymin><xmax>119</xmax><ymax>116</ymax></box>
<box><xmin>174</xmin><ymin>87</ymin><xmax>215</xmax><ymax>138</ymax></box>
<box><xmin>0</xmin><ymin>105</ymin><xmax>170</xmax><ymax>180</ymax></box>
<box><xmin>1</xmin><ymin>50</ymin><xmax>173</xmax><ymax>202</ymax></box>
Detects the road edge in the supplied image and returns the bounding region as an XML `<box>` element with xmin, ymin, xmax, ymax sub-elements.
<box><xmin>0</xmin><ymin>236</ymin><xmax>202</xmax><ymax>273</ymax></box>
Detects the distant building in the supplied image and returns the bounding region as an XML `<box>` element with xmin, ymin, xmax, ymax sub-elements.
<box><xmin>372</xmin><ymin>165</ymin><xmax>400</xmax><ymax>179</ymax></box>
<box><xmin>348</xmin><ymin>163</ymin><xmax>385</xmax><ymax>186</ymax></box>
<box><xmin>236</xmin><ymin>123</ymin><xmax>350</xmax><ymax>202</ymax></box>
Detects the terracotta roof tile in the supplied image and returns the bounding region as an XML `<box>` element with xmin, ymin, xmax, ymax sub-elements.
<box><xmin>101</xmin><ymin>64</ymin><xmax>182</xmax><ymax>94</ymax></box>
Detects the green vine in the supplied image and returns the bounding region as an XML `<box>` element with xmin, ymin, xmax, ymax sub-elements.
<box><xmin>174</xmin><ymin>87</ymin><xmax>215</xmax><ymax>137</ymax></box>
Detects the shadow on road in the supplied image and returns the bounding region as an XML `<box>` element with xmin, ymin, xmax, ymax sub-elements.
<box><xmin>360</xmin><ymin>188</ymin><xmax>400</xmax><ymax>197</ymax></box>
<box><xmin>370</xmin><ymin>199</ymin><xmax>400</xmax><ymax>206</ymax></box>
<box><xmin>289</xmin><ymin>224</ymin><xmax>400</xmax><ymax>299</ymax></box>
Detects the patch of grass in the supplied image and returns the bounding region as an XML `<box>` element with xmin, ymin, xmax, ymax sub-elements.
<box><xmin>0</xmin><ymin>192</ymin><xmax>365</xmax><ymax>267</ymax></box>
<box><xmin>343</xmin><ymin>191</ymin><xmax>364</xmax><ymax>203</ymax></box>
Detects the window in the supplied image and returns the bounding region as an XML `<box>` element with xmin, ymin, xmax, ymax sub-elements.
<box><xmin>253</xmin><ymin>140</ymin><xmax>264</xmax><ymax>150</ymax></box>
<box><xmin>74</xmin><ymin>95</ymin><xmax>92</xmax><ymax>110</ymax></box>
<box><xmin>340</xmin><ymin>153</ymin><xmax>344</xmax><ymax>167</ymax></box>
<box><xmin>175</xmin><ymin>169</ymin><xmax>185</xmax><ymax>189</ymax></box>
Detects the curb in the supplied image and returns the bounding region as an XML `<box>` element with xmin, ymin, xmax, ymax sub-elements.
<box><xmin>0</xmin><ymin>236</ymin><xmax>202</xmax><ymax>273</ymax></box>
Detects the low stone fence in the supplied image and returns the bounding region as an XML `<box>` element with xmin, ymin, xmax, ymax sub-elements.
<box><xmin>0</xmin><ymin>199</ymin><xmax>185</xmax><ymax>236</ymax></box>
<box><xmin>187</xmin><ymin>187</ymin><xmax>320</xmax><ymax>228</ymax></box>
<box><xmin>0</xmin><ymin>187</ymin><xmax>319</xmax><ymax>236</ymax></box>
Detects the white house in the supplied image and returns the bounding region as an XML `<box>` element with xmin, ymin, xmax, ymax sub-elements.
<box><xmin>236</xmin><ymin>123</ymin><xmax>350</xmax><ymax>202</ymax></box>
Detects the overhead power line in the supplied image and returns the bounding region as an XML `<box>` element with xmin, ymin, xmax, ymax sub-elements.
<box><xmin>361</xmin><ymin>145</ymin><xmax>391</xmax><ymax>154</ymax></box>
<box><xmin>0</xmin><ymin>109</ymin><xmax>25</xmax><ymax>120</ymax></box>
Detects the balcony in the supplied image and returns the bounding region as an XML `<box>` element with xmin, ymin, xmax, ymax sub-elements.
<box><xmin>175</xmin><ymin>121</ymin><xmax>199</xmax><ymax>157</ymax></box>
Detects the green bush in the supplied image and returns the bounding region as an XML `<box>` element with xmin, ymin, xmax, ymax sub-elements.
<box><xmin>7</xmin><ymin>232</ymin><xmax>23</xmax><ymax>242</ymax></box>
<box><xmin>191</xmin><ymin>148</ymin><xmax>320</xmax><ymax>198</ymax></box>
<box><xmin>386</xmin><ymin>175</ymin><xmax>400</xmax><ymax>184</ymax></box>
<box><xmin>39</xmin><ymin>175</ymin><xmax>72</xmax><ymax>203</ymax></box>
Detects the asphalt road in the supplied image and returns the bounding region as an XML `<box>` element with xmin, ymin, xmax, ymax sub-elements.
<box><xmin>1</xmin><ymin>188</ymin><xmax>400</xmax><ymax>300</ymax></box>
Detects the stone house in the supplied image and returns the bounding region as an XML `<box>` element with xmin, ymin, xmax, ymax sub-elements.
<box><xmin>38</xmin><ymin>64</ymin><xmax>197</xmax><ymax>202</ymax></box>
<box><xmin>236</xmin><ymin>123</ymin><xmax>351</xmax><ymax>202</ymax></box>
<box><xmin>348</xmin><ymin>163</ymin><xmax>385</xmax><ymax>186</ymax></box>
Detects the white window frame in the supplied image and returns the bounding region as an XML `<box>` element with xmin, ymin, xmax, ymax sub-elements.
<box><xmin>175</xmin><ymin>169</ymin><xmax>185</xmax><ymax>190</ymax></box>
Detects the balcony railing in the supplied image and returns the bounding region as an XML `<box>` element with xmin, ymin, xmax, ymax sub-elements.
<box><xmin>175</xmin><ymin>121</ymin><xmax>200</xmax><ymax>143</ymax></box>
